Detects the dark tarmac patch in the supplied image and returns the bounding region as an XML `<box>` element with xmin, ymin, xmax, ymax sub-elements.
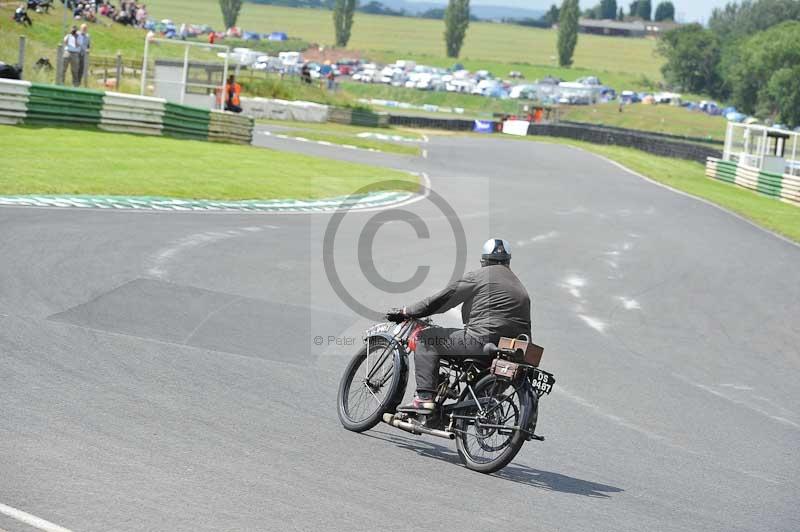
<box><xmin>49</xmin><ymin>278</ymin><xmax>351</xmax><ymax>362</ymax></box>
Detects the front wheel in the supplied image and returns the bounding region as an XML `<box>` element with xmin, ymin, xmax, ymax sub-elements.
<box><xmin>337</xmin><ymin>336</ymin><xmax>404</xmax><ymax>432</ymax></box>
<box><xmin>455</xmin><ymin>374</ymin><xmax>531</xmax><ymax>474</ymax></box>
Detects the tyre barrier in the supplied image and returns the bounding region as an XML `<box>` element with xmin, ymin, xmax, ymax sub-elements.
<box><xmin>388</xmin><ymin>115</ymin><xmax>482</xmax><ymax>131</ymax></box>
<box><xmin>706</xmin><ymin>158</ymin><xmax>800</xmax><ymax>205</ymax></box>
<box><xmin>0</xmin><ymin>79</ymin><xmax>253</xmax><ymax>145</ymax></box>
<box><xmin>329</xmin><ymin>107</ymin><xmax>388</xmax><ymax>127</ymax></box>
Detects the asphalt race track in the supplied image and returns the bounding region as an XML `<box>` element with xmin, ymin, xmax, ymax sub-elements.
<box><xmin>2</xmin><ymin>130</ymin><xmax>798</xmax><ymax>532</ymax></box>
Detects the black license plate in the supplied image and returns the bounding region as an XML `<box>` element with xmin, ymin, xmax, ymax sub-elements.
<box><xmin>531</xmin><ymin>369</ymin><xmax>555</xmax><ymax>394</ymax></box>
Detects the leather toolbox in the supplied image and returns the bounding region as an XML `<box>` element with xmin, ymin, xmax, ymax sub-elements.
<box><xmin>498</xmin><ymin>336</ymin><xmax>544</xmax><ymax>366</ymax></box>
<box><xmin>490</xmin><ymin>358</ymin><xmax>521</xmax><ymax>379</ymax></box>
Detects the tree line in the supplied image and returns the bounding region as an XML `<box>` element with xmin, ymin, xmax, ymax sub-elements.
<box><xmin>657</xmin><ymin>0</ymin><xmax>800</xmax><ymax>126</ymax></box>
<box><xmin>535</xmin><ymin>0</ymin><xmax>674</xmax><ymax>25</ymax></box>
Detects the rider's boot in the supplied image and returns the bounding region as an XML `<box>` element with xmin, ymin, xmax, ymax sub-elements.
<box><xmin>397</xmin><ymin>393</ymin><xmax>436</xmax><ymax>414</ymax></box>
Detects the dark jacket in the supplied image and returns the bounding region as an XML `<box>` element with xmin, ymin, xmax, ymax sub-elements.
<box><xmin>405</xmin><ymin>264</ymin><xmax>531</xmax><ymax>339</ymax></box>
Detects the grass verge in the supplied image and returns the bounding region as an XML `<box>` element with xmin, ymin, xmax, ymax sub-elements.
<box><xmin>523</xmin><ymin>137</ymin><xmax>800</xmax><ymax>242</ymax></box>
<box><xmin>259</xmin><ymin>119</ymin><xmax>423</xmax><ymax>155</ymax></box>
<box><xmin>0</xmin><ymin>125</ymin><xmax>418</xmax><ymax>200</ymax></box>
<box><xmin>561</xmin><ymin>103</ymin><xmax>727</xmax><ymax>142</ymax></box>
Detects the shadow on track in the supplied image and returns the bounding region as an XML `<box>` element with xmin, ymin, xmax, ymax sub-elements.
<box><xmin>365</xmin><ymin>429</ymin><xmax>624</xmax><ymax>498</ymax></box>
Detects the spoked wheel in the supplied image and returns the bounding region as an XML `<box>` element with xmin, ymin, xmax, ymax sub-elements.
<box><xmin>337</xmin><ymin>337</ymin><xmax>403</xmax><ymax>432</ymax></box>
<box><xmin>455</xmin><ymin>374</ymin><xmax>530</xmax><ymax>474</ymax></box>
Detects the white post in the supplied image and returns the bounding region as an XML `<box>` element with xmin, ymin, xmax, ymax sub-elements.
<box><xmin>761</xmin><ymin>127</ymin><xmax>768</xmax><ymax>169</ymax></box>
<box><xmin>739</xmin><ymin>125</ymin><xmax>751</xmax><ymax>166</ymax></box>
<box><xmin>180</xmin><ymin>44</ymin><xmax>190</xmax><ymax>104</ymax></box>
<box><xmin>723</xmin><ymin>121</ymin><xmax>733</xmax><ymax>161</ymax></box>
<box><xmin>140</xmin><ymin>36</ymin><xmax>149</xmax><ymax>96</ymax></box>
<box><xmin>220</xmin><ymin>46</ymin><xmax>229</xmax><ymax>112</ymax></box>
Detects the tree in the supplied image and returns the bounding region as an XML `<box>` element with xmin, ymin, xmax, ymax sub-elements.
<box><xmin>583</xmin><ymin>6</ymin><xmax>600</xmax><ymax>18</ymax></box>
<box><xmin>544</xmin><ymin>3</ymin><xmax>560</xmax><ymax>25</ymax></box>
<box><xmin>333</xmin><ymin>0</ymin><xmax>357</xmax><ymax>47</ymax></box>
<box><xmin>444</xmin><ymin>0</ymin><xmax>470</xmax><ymax>58</ymax></box>
<box><xmin>557</xmin><ymin>0</ymin><xmax>580</xmax><ymax>67</ymax></box>
<box><xmin>218</xmin><ymin>0</ymin><xmax>243</xmax><ymax>29</ymax></box>
<box><xmin>728</xmin><ymin>21</ymin><xmax>800</xmax><ymax>126</ymax></box>
<box><xmin>761</xmin><ymin>65</ymin><xmax>800</xmax><ymax>127</ymax></box>
<box><xmin>654</xmin><ymin>1</ymin><xmax>674</xmax><ymax>20</ymax></box>
<box><xmin>709</xmin><ymin>0</ymin><xmax>800</xmax><ymax>42</ymax></box>
<box><xmin>656</xmin><ymin>24</ymin><xmax>722</xmax><ymax>93</ymax></box>
<box><xmin>629</xmin><ymin>0</ymin><xmax>639</xmax><ymax>16</ymax></box>
<box><xmin>421</xmin><ymin>7</ymin><xmax>446</xmax><ymax>19</ymax></box>
<box><xmin>618</xmin><ymin>6</ymin><xmax>624</xmax><ymax>19</ymax></box>
<box><xmin>637</xmin><ymin>0</ymin><xmax>652</xmax><ymax>20</ymax></box>
<box><xmin>600</xmin><ymin>0</ymin><xmax>617</xmax><ymax>19</ymax></box>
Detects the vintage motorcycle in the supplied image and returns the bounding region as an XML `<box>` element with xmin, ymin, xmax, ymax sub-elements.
<box><xmin>336</xmin><ymin>318</ymin><xmax>555</xmax><ymax>474</ymax></box>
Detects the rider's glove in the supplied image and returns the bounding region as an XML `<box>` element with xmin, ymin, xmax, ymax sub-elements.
<box><xmin>385</xmin><ymin>307</ymin><xmax>407</xmax><ymax>323</ymax></box>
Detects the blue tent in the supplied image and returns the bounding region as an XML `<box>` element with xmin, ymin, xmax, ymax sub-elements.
<box><xmin>267</xmin><ymin>32</ymin><xmax>288</xmax><ymax>41</ymax></box>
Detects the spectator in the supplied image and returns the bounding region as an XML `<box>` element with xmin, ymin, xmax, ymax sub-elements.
<box><xmin>78</xmin><ymin>23</ymin><xmax>91</xmax><ymax>86</ymax></box>
<box><xmin>326</xmin><ymin>69</ymin><xmax>335</xmax><ymax>91</ymax></box>
<box><xmin>208</xmin><ymin>31</ymin><xmax>216</xmax><ymax>44</ymax></box>
<box><xmin>135</xmin><ymin>3</ymin><xmax>146</xmax><ymax>27</ymax></box>
<box><xmin>300</xmin><ymin>63</ymin><xmax>311</xmax><ymax>84</ymax></box>
<box><xmin>14</xmin><ymin>4</ymin><xmax>33</xmax><ymax>25</ymax></box>
<box><xmin>63</xmin><ymin>26</ymin><xmax>82</xmax><ymax>87</ymax></box>
<box><xmin>224</xmin><ymin>75</ymin><xmax>242</xmax><ymax>113</ymax></box>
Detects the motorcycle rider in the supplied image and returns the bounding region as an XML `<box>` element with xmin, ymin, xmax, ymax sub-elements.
<box><xmin>386</xmin><ymin>238</ymin><xmax>531</xmax><ymax>413</ymax></box>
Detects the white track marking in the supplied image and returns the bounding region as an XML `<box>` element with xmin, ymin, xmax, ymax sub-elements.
<box><xmin>555</xmin><ymin>387</ymin><xmax>782</xmax><ymax>484</ymax></box>
<box><xmin>422</xmin><ymin>149</ymin><xmax>428</xmax><ymax>159</ymax></box>
<box><xmin>561</xmin><ymin>275</ymin><xmax>586</xmax><ymax>298</ymax></box>
<box><xmin>345</xmin><ymin>172</ymin><xmax>432</xmax><ymax>213</ymax></box>
<box><xmin>148</xmin><ymin>225</ymin><xmax>278</xmax><ymax>278</ymax></box>
<box><xmin>617</xmin><ymin>297</ymin><xmax>641</xmax><ymax>310</ymax></box>
<box><xmin>0</xmin><ymin>502</ymin><xmax>74</xmax><ymax>532</ymax></box>
<box><xmin>516</xmin><ymin>231</ymin><xmax>558</xmax><ymax>247</ymax></box>
<box><xmin>673</xmin><ymin>373</ymin><xmax>800</xmax><ymax>430</ymax></box>
<box><xmin>578</xmin><ymin>314</ymin><xmax>607</xmax><ymax>333</ymax></box>
<box><xmin>562</xmin><ymin>145</ymin><xmax>800</xmax><ymax>249</ymax></box>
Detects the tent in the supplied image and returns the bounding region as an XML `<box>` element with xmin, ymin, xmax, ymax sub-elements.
<box><xmin>268</xmin><ymin>32</ymin><xmax>288</xmax><ymax>41</ymax></box>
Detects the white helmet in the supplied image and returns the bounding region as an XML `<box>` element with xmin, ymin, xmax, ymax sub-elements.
<box><xmin>481</xmin><ymin>238</ymin><xmax>512</xmax><ymax>266</ymax></box>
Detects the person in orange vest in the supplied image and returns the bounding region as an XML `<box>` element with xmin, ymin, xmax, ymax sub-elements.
<box><xmin>208</xmin><ymin>32</ymin><xmax>216</xmax><ymax>44</ymax></box>
<box><xmin>224</xmin><ymin>75</ymin><xmax>242</xmax><ymax>113</ymax></box>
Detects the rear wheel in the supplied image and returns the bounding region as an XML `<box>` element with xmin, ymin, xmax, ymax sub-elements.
<box><xmin>455</xmin><ymin>374</ymin><xmax>530</xmax><ymax>474</ymax></box>
<box><xmin>337</xmin><ymin>336</ymin><xmax>403</xmax><ymax>432</ymax></box>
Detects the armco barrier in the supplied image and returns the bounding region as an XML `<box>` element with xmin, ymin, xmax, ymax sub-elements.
<box><xmin>0</xmin><ymin>79</ymin><xmax>28</xmax><ymax>126</ymax></box>
<box><xmin>706</xmin><ymin>158</ymin><xmax>800</xmax><ymax>205</ymax></box>
<box><xmin>560</xmin><ymin>120</ymin><xmax>724</xmax><ymax>146</ymax></box>
<box><xmin>0</xmin><ymin>79</ymin><xmax>253</xmax><ymax>145</ymax></box>
<box><xmin>388</xmin><ymin>113</ymin><xmax>722</xmax><ymax>162</ymax></box>
<box><xmin>527</xmin><ymin>123</ymin><xmax>721</xmax><ymax>163</ymax></box>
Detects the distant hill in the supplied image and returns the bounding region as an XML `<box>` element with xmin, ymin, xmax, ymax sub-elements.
<box><xmin>247</xmin><ymin>0</ymin><xmax>544</xmax><ymax>20</ymax></box>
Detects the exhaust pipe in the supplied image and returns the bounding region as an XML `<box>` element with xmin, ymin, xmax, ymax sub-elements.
<box><xmin>382</xmin><ymin>413</ymin><xmax>456</xmax><ymax>440</ymax></box>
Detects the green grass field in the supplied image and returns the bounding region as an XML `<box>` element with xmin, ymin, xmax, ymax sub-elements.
<box><xmin>144</xmin><ymin>0</ymin><xmax>662</xmax><ymax>85</ymax></box>
<box><xmin>0</xmin><ymin>125</ymin><xmax>417</xmax><ymax>199</ymax></box>
<box><xmin>561</xmin><ymin>103</ymin><xmax>728</xmax><ymax>142</ymax></box>
<box><xmin>517</xmin><ymin>137</ymin><xmax>800</xmax><ymax>242</ymax></box>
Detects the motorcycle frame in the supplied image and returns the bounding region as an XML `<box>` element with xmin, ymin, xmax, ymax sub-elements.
<box><xmin>368</xmin><ymin>319</ymin><xmax>542</xmax><ymax>439</ymax></box>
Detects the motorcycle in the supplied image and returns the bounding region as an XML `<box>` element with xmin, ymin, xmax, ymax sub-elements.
<box><xmin>336</xmin><ymin>318</ymin><xmax>555</xmax><ymax>474</ymax></box>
